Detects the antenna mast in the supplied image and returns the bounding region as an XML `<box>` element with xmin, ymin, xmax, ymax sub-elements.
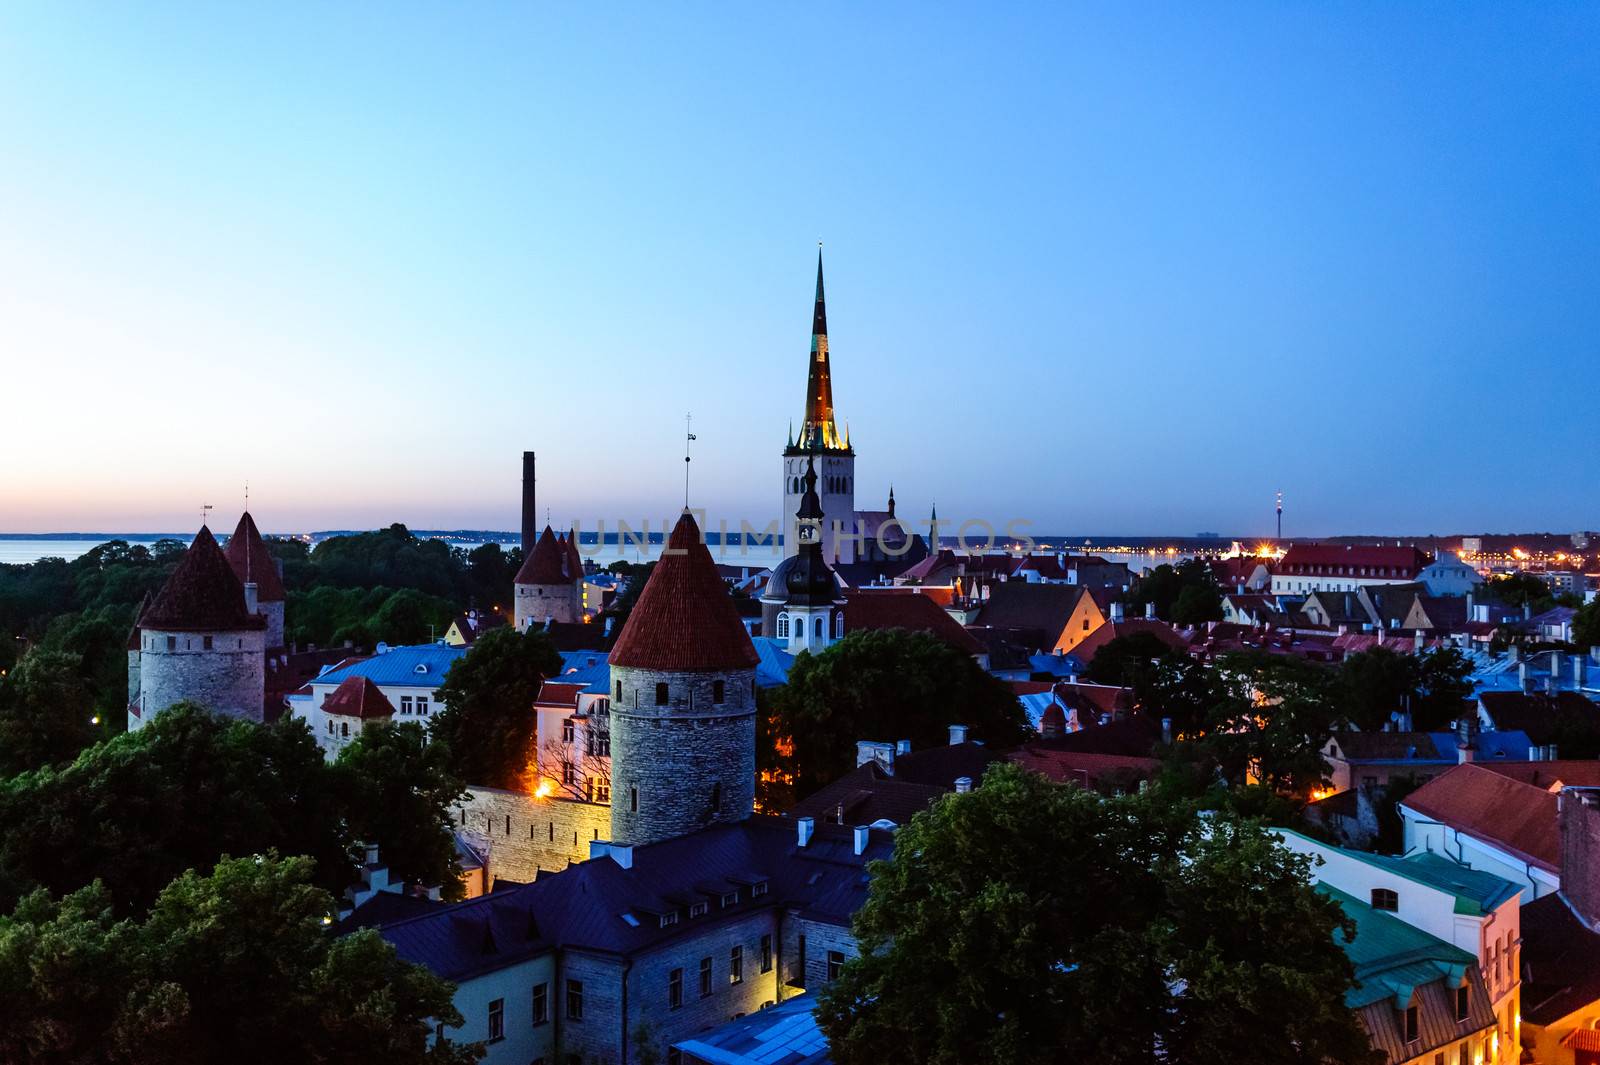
<box><xmin>684</xmin><ymin>413</ymin><xmax>697</xmax><ymax>508</ymax></box>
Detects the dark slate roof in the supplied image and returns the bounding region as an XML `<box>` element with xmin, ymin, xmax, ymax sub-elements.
<box><xmin>376</xmin><ymin>816</ymin><xmax>890</xmax><ymax>983</ymax></box>
<box><xmin>1033</xmin><ymin>711</ymin><xmax>1161</xmax><ymax>757</ymax></box>
<box><xmin>336</xmin><ymin>890</ymin><xmax>445</xmax><ymax>934</ymax></box>
<box><xmin>789</xmin><ymin>742</ymin><xmax>1003</xmax><ymax>826</ymax></box>
<box><xmin>139</xmin><ymin>526</ymin><xmax>266</xmax><ymax>633</ymax></box>
<box><xmin>1520</xmin><ymin>891</ymin><xmax>1600</xmax><ymax>1025</ymax></box>
<box><xmin>974</xmin><ymin>583</ymin><xmax>1084</xmax><ymax>636</ymax></box>
<box><xmin>515</xmin><ymin>525</ymin><xmax>576</xmax><ymax>586</ymax></box>
<box><xmin>1478</xmin><ymin>691</ymin><xmax>1600</xmax><ymax>746</ymax></box>
<box><xmin>609</xmin><ymin>513</ymin><xmax>759</xmax><ymax>672</ymax></box>
<box><xmin>322</xmin><ymin>676</ymin><xmax>397</xmax><ymax>719</ymax></box>
<box><xmin>222</xmin><ymin>511</ymin><xmax>286</xmax><ymax>602</ymax></box>
<box><xmin>842</xmin><ymin>589</ymin><xmax>983</xmax><ymax>654</ymax></box>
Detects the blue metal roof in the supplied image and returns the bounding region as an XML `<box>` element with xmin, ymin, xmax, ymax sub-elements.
<box><xmin>673</xmin><ymin>992</ymin><xmax>830</xmax><ymax>1065</ymax></box>
<box><xmin>749</xmin><ymin>637</ymin><xmax>796</xmax><ymax>688</ymax></box>
<box><xmin>1028</xmin><ymin>652</ymin><xmax>1084</xmax><ymax>677</ymax></box>
<box><xmin>316</xmin><ymin>643</ymin><xmax>467</xmax><ymax>690</ymax></box>
<box><xmin>558</xmin><ymin>650</ymin><xmax>611</xmax><ymax>695</ymax></box>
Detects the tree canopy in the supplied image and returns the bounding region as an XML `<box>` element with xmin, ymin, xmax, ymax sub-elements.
<box><xmin>1127</xmin><ymin>560</ymin><xmax>1222</xmax><ymax>624</ymax></box>
<box><xmin>0</xmin><ymin>852</ymin><xmax>480</xmax><ymax>1065</ymax></box>
<box><xmin>0</xmin><ymin>703</ymin><xmax>461</xmax><ymax>915</ymax></box>
<box><xmin>817</xmin><ymin>763</ymin><xmax>1377</xmax><ymax>1065</ymax></box>
<box><xmin>760</xmin><ymin>629</ymin><xmax>1029</xmax><ymax>806</ymax></box>
<box><xmin>430</xmin><ymin>626</ymin><xmax>563</xmax><ymax>791</ymax></box>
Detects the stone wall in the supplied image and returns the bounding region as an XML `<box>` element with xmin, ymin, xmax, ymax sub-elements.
<box><xmin>1560</xmin><ymin>786</ymin><xmax>1600</xmax><ymax>928</ymax></box>
<box><xmin>259</xmin><ymin>600</ymin><xmax>285</xmax><ymax>650</ymax></box>
<box><xmin>783</xmin><ymin>914</ymin><xmax>858</xmax><ymax>996</ymax></box>
<box><xmin>136</xmin><ymin>626</ymin><xmax>265</xmax><ymax>726</ymax></box>
<box><xmin>456</xmin><ymin>786</ymin><xmax>610</xmax><ymax>884</ymax></box>
<box><xmin>628</xmin><ymin>909</ymin><xmax>786</xmax><ymax>1058</ymax></box>
<box><xmin>608</xmin><ymin>665</ymin><xmax>757</xmax><ymax>847</ymax></box>
<box><xmin>514</xmin><ymin>581</ymin><xmax>579</xmax><ymax>629</ymax></box>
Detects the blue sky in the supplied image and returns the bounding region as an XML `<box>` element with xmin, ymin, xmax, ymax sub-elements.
<box><xmin>2</xmin><ymin>5</ymin><xmax>1595</xmax><ymax>536</ymax></box>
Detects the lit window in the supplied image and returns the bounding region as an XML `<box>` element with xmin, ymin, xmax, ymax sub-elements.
<box><xmin>730</xmin><ymin>945</ymin><xmax>743</xmax><ymax>985</ymax></box>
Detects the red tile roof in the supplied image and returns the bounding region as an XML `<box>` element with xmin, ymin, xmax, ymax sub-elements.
<box><xmin>1401</xmin><ymin>763</ymin><xmax>1561</xmax><ymax>872</ymax></box>
<box><xmin>222</xmin><ymin>511</ymin><xmax>286</xmax><ymax>602</ymax></box>
<box><xmin>321</xmin><ymin>676</ymin><xmax>397</xmax><ymax>719</ymax></box>
<box><xmin>844</xmin><ymin>588</ymin><xmax>983</xmax><ymax>655</ymax></box>
<box><xmin>1068</xmin><ymin>619</ymin><xmax>1192</xmax><ymax>663</ymax></box>
<box><xmin>1276</xmin><ymin>543</ymin><xmax>1428</xmax><ymax>580</ymax></box>
<box><xmin>1008</xmin><ymin>747</ymin><xmax>1160</xmax><ymax>788</ymax></box>
<box><xmin>534</xmin><ymin>681</ymin><xmax>584</xmax><ymax>709</ymax></box>
<box><xmin>609</xmin><ymin>512</ymin><xmax>759</xmax><ymax>672</ymax></box>
<box><xmin>515</xmin><ymin>526</ymin><xmax>574</xmax><ymax>586</ymax></box>
<box><xmin>140</xmin><ymin>526</ymin><xmax>267</xmax><ymax>633</ymax></box>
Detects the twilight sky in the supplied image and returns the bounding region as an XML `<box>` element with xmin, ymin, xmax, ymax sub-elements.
<box><xmin>2</xmin><ymin>5</ymin><xmax>1596</xmax><ymax>538</ymax></box>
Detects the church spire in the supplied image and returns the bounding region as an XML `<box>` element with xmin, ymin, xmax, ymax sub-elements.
<box><xmin>798</xmin><ymin>245</ymin><xmax>843</xmax><ymax>451</ymax></box>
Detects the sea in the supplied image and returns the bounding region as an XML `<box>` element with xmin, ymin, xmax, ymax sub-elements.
<box><xmin>0</xmin><ymin>532</ymin><xmax>1227</xmax><ymax>571</ymax></box>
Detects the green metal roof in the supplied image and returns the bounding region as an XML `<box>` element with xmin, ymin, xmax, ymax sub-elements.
<box><xmin>1320</xmin><ymin>885</ymin><xmax>1475</xmax><ymax>1009</ymax></box>
<box><xmin>1278</xmin><ymin>827</ymin><xmax>1519</xmax><ymax>916</ymax></box>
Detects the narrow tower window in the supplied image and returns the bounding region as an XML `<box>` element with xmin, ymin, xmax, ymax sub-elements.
<box><xmin>713</xmin><ymin>680</ymin><xmax>725</xmax><ymax>704</ymax></box>
<box><xmin>655</xmin><ymin>682</ymin><xmax>668</xmax><ymax>705</ymax></box>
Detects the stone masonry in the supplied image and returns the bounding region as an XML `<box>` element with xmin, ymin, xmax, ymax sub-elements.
<box><xmin>456</xmin><ymin>786</ymin><xmax>611</xmax><ymax>883</ymax></box>
<box><xmin>608</xmin><ymin>665</ymin><xmax>757</xmax><ymax>847</ymax></box>
<box><xmin>137</xmin><ymin>626</ymin><xmax>265</xmax><ymax>725</ymax></box>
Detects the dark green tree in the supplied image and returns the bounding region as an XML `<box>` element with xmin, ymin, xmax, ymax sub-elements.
<box><xmin>816</xmin><ymin>763</ymin><xmax>1377</xmax><ymax>1065</ymax></box>
<box><xmin>764</xmin><ymin>629</ymin><xmax>1029</xmax><ymax>803</ymax></box>
<box><xmin>430</xmin><ymin>626</ymin><xmax>563</xmax><ymax>790</ymax></box>
<box><xmin>1573</xmin><ymin>598</ymin><xmax>1600</xmax><ymax>650</ymax></box>
<box><xmin>1169</xmin><ymin>582</ymin><xmax>1224</xmax><ymax>625</ymax></box>
<box><xmin>1199</xmin><ymin>652</ymin><xmax>1338</xmax><ymax>796</ymax></box>
<box><xmin>1413</xmin><ymin>646</ymin><xmax>1474</xmax><ymax>730</ymax></box>
<box><xmin>334</xmin><ymin>721</ymin><xmax>468</xmax><ymax>900</ymax></box>
<box><xmin>0</xmin><ymin>853</ymin><xmax>481</xmax><ymax>1065</ymax></box>
<box><xmin>0</xmin><ymin>648</ymin><xmax>104</xmax><ymax>775</ymax></box>
<box><xmin>1336</xmin><ymin>646</ymin><xmax>1419</xmax><ymax>732</ymax></box>
<box><xmin>1128</xmin><ymin>559</ymin><xmax>1221</xmax><ymax>622</ymax></box>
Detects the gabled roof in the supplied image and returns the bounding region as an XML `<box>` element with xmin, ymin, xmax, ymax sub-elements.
<box><xmin>609</xmin><ymin>512</ymin><xmax>759</xmax><ymax>672</ymax></box>
<box><xmin>1320</xmin><ymin>883</ymin><xmax>1477</xmax><ymax>1007</ymax></box>
<box><xmin>515</xmin><ymin>526</ymin><xmax>574</xmax><ymax>586</ymax></box>
<box><xmin>1068</xmin><ymin>619</ymin><xmax>1192</xmax><ymax>664</ymax></box>
<box><xmin>315</xmin><ymin>643</ymin><xmax>467</xmax><ymax>690</ymax></box>
<box><xmin>222</xmin><ymin>511</ymin><xmax>286</xmax><ymax>602</ymax></box>
<box><xmin>377</xmin><ymin>815</ymin><xmax>890</xmax><ymax>983</ymax></box>
<box><xmin>1520</xmin><ymin>891</ymin><xmax>1600</xmax><ymax>1025</ymax></box>
<box><xmin>139</xmin><ymin>526</ymin><xmax>267</xmax><ymax>633</ymax></box>
<box><xmin>1400</xmin><ymin>763</ymin><xmax>1562</xmax><ymax>871</ymax></box>
<box><xmin>534</xmin><ymin>681</ymin><xmax>585</xmax><ymax>710</ymax></box>
<box><xmin>1277</xmin><ymin>828</ymin><xmax>1520</xmax><ymax>915</ymax></box>
<box><xmin>322</xmin><ymin>676</ymin><xmax>397</xmax><ymax>719</ymax></box>
<box><xmin>974</xmin><ymin>582</ymin><xmax>1086</xmax><ymax>636</ymax></box>
<box><xmin>842</xmin><ymin>588</ymin><xmax>983</xmax><ymax>655</ymax></box>
<box><xmin>789</xmin><ymin>742</ymin><xmax>1002</xmax><ymax>826</ymax></box>
<box><xmin>1477</xmin><ymin>691</ymin><xmax>1600</xmax><ymax>746</ymax></box>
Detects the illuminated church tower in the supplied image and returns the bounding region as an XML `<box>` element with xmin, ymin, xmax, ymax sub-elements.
<box><xmin>782</xmin><ymin>248</ymin><xmax>857</xmax><ymax>564</ymax></box>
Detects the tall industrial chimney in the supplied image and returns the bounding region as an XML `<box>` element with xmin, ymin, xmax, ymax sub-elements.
<box><xmin>521</xmin><ymin>451</ymin><xmax>537</xmax><ymax>555</ymax></box>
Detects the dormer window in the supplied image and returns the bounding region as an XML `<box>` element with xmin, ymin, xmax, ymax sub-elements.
<box><xmin>751</xmin><ymin>880</ymin><xmax>768</xmax><ymax>898</ymax></box>
<box><xmin>721</xmin><ymin>890</ymin><xmax>739</xmax><ymax>908</ymax></box>
<box><xmin>1371</xmin><ymin>888</ymin><xmax>1399</xmax><ymax>912</ymax></box>
<box><xmin>1455</xmin><ymin>984</ymin><xmax>1469</xmax><ymax>1021</ymax></box>
<box><xmin>1403</xmin><ymin>1004</ymin><xmax>1419</xmax><ymax>1043</ymax></box>
<box><xmin>658</xmin><ymin>912</ymin><xmax>678</xmax><ymax>928</ymax></box>
<box><xmin>690</xmin><ymin>901</ymin><xmax>708</xmax><ymax>918</ymax></box>
<box><xmin>413</xmin><ymin>663</ymin><xmax>429</xmax><ymax>675</ymax></box>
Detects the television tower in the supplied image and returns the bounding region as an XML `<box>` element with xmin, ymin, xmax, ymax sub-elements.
<box><xmin>1275</xmin><ymin>490</ymin><xmax>1283</xmax><ymax>541</ymax></box>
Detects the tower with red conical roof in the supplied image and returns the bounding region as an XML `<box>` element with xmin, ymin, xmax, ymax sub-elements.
<box><xmin>513</xmin><ymin>525</ymin><xmax>581</xmax><ymax>630</ymax></box>
<box><xmin>223</xmin><ymin>511</ymin><xmax>286</xmax><ymax>649</ymax></box>
<box><xmin>130</xmin><ymin>525</ymin><xmax>267</xmax><ymax>730</ymax></box>
<box><xmin>607</xmin><ymin>511</ymin><xmax>759</xmax><ymax>847</ymax></box>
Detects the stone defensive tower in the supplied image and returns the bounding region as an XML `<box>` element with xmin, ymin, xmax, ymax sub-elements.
<box><xmin>222</xmin><ymin>511</ymin><xmax>286</xmax><ymax>649</ymax></box>
<box><xmin>130</xmin><ymin>525</ymin><xmax>267</xmax><ymax>730</ymax></box>
<box><xmin>607</xmin><ymin>511</ymin><xmax>759</xmax><ymax>848</ymax></box>
<box><xmin>514</xmin><ymin>524</ymin><xmax>582</xmax><ymax>629</ymax></box>
<box><xmin>782</xmin><ymin>248</ymin><xmax>857</xmax><ymax>564</ymax></box>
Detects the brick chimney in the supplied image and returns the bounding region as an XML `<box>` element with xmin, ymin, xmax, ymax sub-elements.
<box><xmin>1559</xmin><ymin>787</ymin><xmax>1600</xmax><ymax>931</ymax></box>
<box><xmin>521</xmin><ymin>450</ymin><xmax>537</xmax><ymax>556</ymax></box>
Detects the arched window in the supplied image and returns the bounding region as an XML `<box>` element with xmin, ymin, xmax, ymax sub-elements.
<box><xmin>834</xmin><ymin>613</ymin><xmax>845</xmax><ymax>638</ymax></box>
<box><xmin>1371</xmin><ymin>888</ymin><xmax>1398</xmax><ymax>912</ymax></box>
<box><xmin>815</xmin><ymin>617</ymin><xmax>825</xmax><ymax>636</ymax></box>
<box><xmin>713</xmin><ymin>679</ymin><xmax>725</xmax><ymax>704</ymax></box>
<box><xmin>777</xmin><ymin>615</ymin><xmax>789</xmax><ymax>638</ymax></box>
<box><xmin>655</xmin><ymin>682</ymin><xmax>668</xmax><ymax>706</ymax></box>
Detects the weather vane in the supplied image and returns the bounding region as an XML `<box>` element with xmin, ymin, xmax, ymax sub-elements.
<box><xmin>684</xmin><ymin>413</ymin><xmax>697</xmax><ymax>508</ymax></box>
<box><xmin>201</xmin><ymin>503</ymin><xmax>214</xmax><ymax>527</ymax></box>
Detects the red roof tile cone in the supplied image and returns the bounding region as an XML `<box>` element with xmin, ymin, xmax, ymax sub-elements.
<box><xmin>140</xmin><ymin>526</ymin><xmax>266</xmax><ymax>633</ymax></box>
<box><xmin>223</xmin><ymin>511</ymin><xmax>286</xmax><ymax>602</ymax></box>
<box><xmin>515</xmin><ymin>526</ymin><xmax>571</xmax><ymax>585</ymax></box>
<box><xmin>609</xmin><ymin>512</ymin><xmax>759</xmax><ymax>672</ymax></box>
<box><xmin>321</xmin><ymin>675</ymin><xmax>397</xmax><ymax>719</ymax></box>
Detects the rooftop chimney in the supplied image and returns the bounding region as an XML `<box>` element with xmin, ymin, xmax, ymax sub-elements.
<box><xmin>521</xmin><ymin>450</ymin><xmax>537</xmax><ymax>556</ymax></box>
<box><xmin>853</xmin><ymin>825</ymin><xmax>869</xmax><ymax>855</ymax></box>
<box><xmin>243</xmin><ymin>581</ymin><xmax>258</xmax><ymax>616</ymax></box>
<box><xmin>948</xmin><ymin>724</ymin><xmax>969</xmax><ymax>746</ymax></box>
<box><xmin>1519</xmin><ymin>662</ymin><xmax>1532</xmax><ymax>692</ymax></box>
<box><xmin>1559</xmin><ymin>787</ymin><xmax>1600</xmax><ymax>930</ymax></box>
<box><xmin>953</xmin><ymin>776</ymin><xmax>973</xmax><ymax>794</ymax></box>
<box><xmin>1110</xmin><ymin>601</ymin><xmax>1125</xmax><ymax>623</ymax></box>
<box><xmin>1578</xmin><ymin>655</ymin><xmax>1589</xmax><ymax>689</ymax></box>
<box><xmin>608</xmin><ymin>843</ymin><xmax>634</xmax><ymax>869</ymax></box>
<box><xmin>895</xmin><ymin>739</ymin><xmax>912</xmax><ymax>756</ymax></box>
<box><xmin>796</xmin><ymin>817</ymin><xmax>815</xmax><ymax>848</ymax></box>
<box><xmin>856</xmin><ymin>741</ymin><xmax>895</xmax><ymax>775</ymax></box>
<box><xmin>1145</xmin><ymin>601</ymin><xmax>1156</xmax><ymax>620</ymax></box>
